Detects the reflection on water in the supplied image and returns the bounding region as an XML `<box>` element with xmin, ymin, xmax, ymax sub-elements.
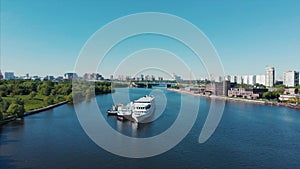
<box><xmin>114</xmin><ymin>115</ymin><xmax>155</xmax><ymax>138</ymax></box>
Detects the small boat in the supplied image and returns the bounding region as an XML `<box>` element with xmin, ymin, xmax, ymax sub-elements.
<box><xmin>117</xmin><ymin>103</ymin><xmax>132</xmax><ymax>116</ymax></box>
<box><xmin>107</xmin><ymin>109</ymin><xmax>118</xmax><ymax>115</ymax></box>
<box><xmin>107</xmin><ymin>104</ymin><xmax>123</xmax><ymax>115</ymax></box>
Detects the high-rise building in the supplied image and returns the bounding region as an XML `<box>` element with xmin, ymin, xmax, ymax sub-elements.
<box><xmin>0</xmin><ymin>70</ymin><xmax>3</xmax><ymax>80</ymax></box>
<box><xmin>4</xmin><ymin>72</ymin><xmax>15</xmax><ymax>80</ymax></box>
<box><xmin>44</xmin><ymin>75</ymin><xmax>55</xmax><ymax>81</ymax></box>
<box><xmin>236</xmin><ymin>75</ymin><xmax>243</xmax><ymax>84</ymax></box>
<box><xmin>248</xmin><ymin>75</ymin><xmax>256</xmax><ymax>85</ymax></box>
<box><xmin>230</xmin><ymin>75</ymin><xmax>237</xmax><ymax>83</ymax></box>
<box><xmin>140</xmin><ymin>74</ymin><xmax>144</xmax><ymax>81</ymax></box>
<box><xmin>173</xmin><ymin>73</ymin><xmax>182</xmax><ymax>82</ymax></box>
<box><xmin>224</xmin><ymin>75</ymin><xmax>230</xmax><ymax>81</ymax></box>
<box><xmin>145</xmin><ymin>75</ymin><xmax>151</xmax><ymax>81</ymax></box>
<box><xmin>283</xmin><ymin>70</ymin><xmax>299</xmax><ymax>87</ymax></box>
<box><xmin>83</xmin><ymin>73</ymin><xmax>103</xmax><ymax>80</ymax></box>
<box><xmin>64</xmin><ymin>72</ymin><xmax>78</xmax><ymax>79</ymax></box>
<box><xmin>151</xmin><ymin>75</ymin><xmax>155</xmax><ymax>81</ymax></box>
<box><xmin>213</xmin><ymin>76</ymin><xmax>222</xmax><ymax>82</ymax></box>
<box><xmin>242</xmin><ymin>75</ymin><xmax>249</xmax><ymax>85</ymax></box>
<box><xmin>206</xmin><ymin>81</ymin><xmax>230</xmax><ymax>96</ymax></box>
<box><xmin>265</xmin><ymin>67</ymin><xmax>275</xmax><ymax>87</ymax></box>
<box><xmin>256</xmin><ymin>75</ymin><xmax>266</xmax><ymax>86</ymax></box>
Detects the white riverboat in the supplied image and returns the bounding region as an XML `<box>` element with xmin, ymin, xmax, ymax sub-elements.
<box><xmin>131</xmin><ymin>95</ymin><xmax>155</xmax><ymax>123</ymax></box>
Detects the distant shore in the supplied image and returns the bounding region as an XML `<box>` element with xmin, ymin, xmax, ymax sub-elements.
<box><xmin>167</xmin><ymin>88</ymin><xmax>300</xmax><ymax>110</ymax></box>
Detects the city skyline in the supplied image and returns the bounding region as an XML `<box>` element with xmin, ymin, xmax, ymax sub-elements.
<box><xmin>1</xmin><ymin>66</ymin><xmax>299</xmax><ymax>83</ymax></box>
<box><xmin>1</xmin><ymin>0</ymin><xmax>300</xmax><ymax>79</ymax></box>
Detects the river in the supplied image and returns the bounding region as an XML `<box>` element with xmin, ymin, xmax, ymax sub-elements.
<box><xmin>1</xmin><ymin>88</ymin><xmax>300</xmax><ymax>168</ymax></box>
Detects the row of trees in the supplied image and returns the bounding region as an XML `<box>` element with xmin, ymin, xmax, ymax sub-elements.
<box><xmin>72</xmin><ymin>80</ymin><xmax>114</xmax><ymax>102</ymax></box>
<box><xmin>262</xmin><ymin>89</ymin><xmax>284</xmax><ymax>100</ymax></box>
<box><xmin>0</xmin><ymin>80</ymin><xmax>72</xmax><ymax>97</ymax></box>
<box><xmin>262</xmin><ymin>87</ymin><xmax>300</xmax><ymax>104</ymax></box>
<box><xmin>0</xmin><ymin>80</ymin><xmax>114</xmax><ymax>120</ymax></box>
<box><xmin>0</xmin><ymin>97</ymin><xmax>25</xmax><ymax>119</ymax></box>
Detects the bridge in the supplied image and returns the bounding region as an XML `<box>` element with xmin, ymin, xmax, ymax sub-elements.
<box><xmin>130</xmin><ymin>81</ymin><xmax>177</xmax><ymax>88</ymax></box>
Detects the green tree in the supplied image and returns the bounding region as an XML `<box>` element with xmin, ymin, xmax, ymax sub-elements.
<box><xmin>85</xmin><ymin>90</ymin><xmax>92</xmax><ymax>101</ymax></box>
<box><xmin>0</xmin><ymin>85</ymin><xmax>8</xmax><ymax>97</ymax></box>
<box><xmin>274</xmin><ymin>84</ymin><xmax>286</xmax><ymax>88</ymax></box>
<box><xmin>7</xmin><ymin>103</ymin><xmax>25</xmax><ymax>117</ymax></box>
<box><xmin>237</xmin><ymin>84</ymin><xmax>253</xmax><ymax>88</ymax></box>
<box><xmin>254</xmin><ymin>83</ymin><xmax>266</xmax><ymax>88</ymax></box>
<box><xmin>262</xmin><ymin>90</ymin><xmax>283</xmax><ymax>100</ymax></box>
<box><xmin>23</xmin><ymin>81</ymin><xmax>37</xmax><ymax>92</ymax></box>
<box><xmin>42</xmin><ymin>86</ymin><xmax>52</xmax><ymax>96</ymax></box>
<box><xmin>66</xmin><ymin>93</ymin><xmax>73</xmax><ymax>101</ymax></box>
<box><xmin>0</xmin><ymin>97</ymin><xmax>10</xmax><ymax>114</ymax></box>
<box><xmin>95</xmin><ymin>86</ymin><xmax>103</xmax><ymax>94</ymax></box>
<box><xmin>0</xmin><ymin>97</ymin><xmax>10</xmax><ymax>120</ymax></box>
<box><xmin>38</xmin><ymin>83</ymin><xmax>52</xmax><ymax>96</ymax></box>
<box><xmin>44</xmin><ymin>96</ymin><xmax>54</xmax><ymax>105</ymax></box>
<box><xmin>102</xmin><ymin>85</ymin><xmax>108</xmax><ymax>93</ymax></box>
<box><xmin>13</xmin><ymin>98</ymin><xmax>24</xmax><ymax>105</ymax></box>
<box><xmin>29</xmin><ymin>91</ymin><xmax>37</xmax><ymax>99</ymax></box>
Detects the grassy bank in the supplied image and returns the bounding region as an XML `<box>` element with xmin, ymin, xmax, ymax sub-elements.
<box><xmin>2</xmin><ymin>94</ymin><xmax>63</xmax><ymax>112</ymax></box>
<box><xmin>0</xmin><ymin>80</ymin><xmax>114</xmax><ymax>122</ymax></box>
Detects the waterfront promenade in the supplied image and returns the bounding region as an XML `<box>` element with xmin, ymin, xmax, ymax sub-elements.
<box><xmin>167</xmin><ymin>88</ymin><xmax>300</xmax><ymax>109</ymax></box>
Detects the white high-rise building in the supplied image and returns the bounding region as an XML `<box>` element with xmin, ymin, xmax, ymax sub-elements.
<box><xmin>236</xmin><ymin>75</ymin><xmax>243</xmax><ymax>84</ymax></box>
<box><xmin>230</xmin><ymin>75</ymin><xmax>237</xmax><ymax>83</ymax></box>
<box><xmin>265</xmin><ymin>67</ymin><xmax>275</xmax><ymax>87</ymax></box>
<box><xmin>242</xmin><ymin>75</ymin><xmax>249</xmax><ymax>85</ymax></box>
<box><xmin>0</xmin><ymin>70</ymin><xmax>3</xmax><ymax>80</ymax></box>
<box><xmin>283</xmin><ymin>70</ymin><xmax>299</xmax><ymax>87</ymax></box>
<box><xmin>248</xmin><ymin>75</ymin><xmax>256</xmax><ymax>85</ymax></box>
<box><xmin>224</xmin><ymin>75</ymin><xmax>230</xmax><ymax>81</ymax></box>
<box><xmin>215</xmin><ymin>76</ymin><xmax>223</xmax><ymax>82</ymax></box>
<box><xmin>256</xmin><ymin>75</ymin><xmax>266</xmax><ymax>85</ymax></box>
<box><xmin>173</xmin><ymin>74</ymin><xmax>182</xmax><ymax>81</ymax></box>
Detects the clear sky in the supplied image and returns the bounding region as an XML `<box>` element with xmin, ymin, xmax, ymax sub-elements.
<box><xmin>1</xmin><ymin>0</ymin><xmax>299</xmax><ymax>79</ymax></box>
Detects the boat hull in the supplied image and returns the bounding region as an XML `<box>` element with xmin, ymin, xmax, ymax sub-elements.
<box><xmin>132</xmin><ymin>107</ymin><xmax>155</xmax><ymax>123</ymax></box>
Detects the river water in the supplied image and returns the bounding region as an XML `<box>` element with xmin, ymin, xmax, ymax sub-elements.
<box><xmin>1</xmin><ymin>88</ymin><xmax>300</xmax><ymax>168</ymax></box>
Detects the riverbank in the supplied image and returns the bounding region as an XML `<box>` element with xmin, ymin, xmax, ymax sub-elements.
<box><xmin>23</xmin><ymin>100</ymin><xmax>69</xmax><ymax>116</ymax></box>
<box><xmin>0</xmin><ymin>100</ymin><xmax>69</xmax><ymax>125</ymax></box>
<box><xmin>167</xmin><ymin>88</ymin><xmax>300</xmax><ymax>110</ymax></box>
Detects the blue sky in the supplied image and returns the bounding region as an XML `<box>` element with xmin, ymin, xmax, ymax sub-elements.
<box><xmin>1</xmin><ymin>0</ymin><xmax>299</xmax><ymax>79</ymax></box>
